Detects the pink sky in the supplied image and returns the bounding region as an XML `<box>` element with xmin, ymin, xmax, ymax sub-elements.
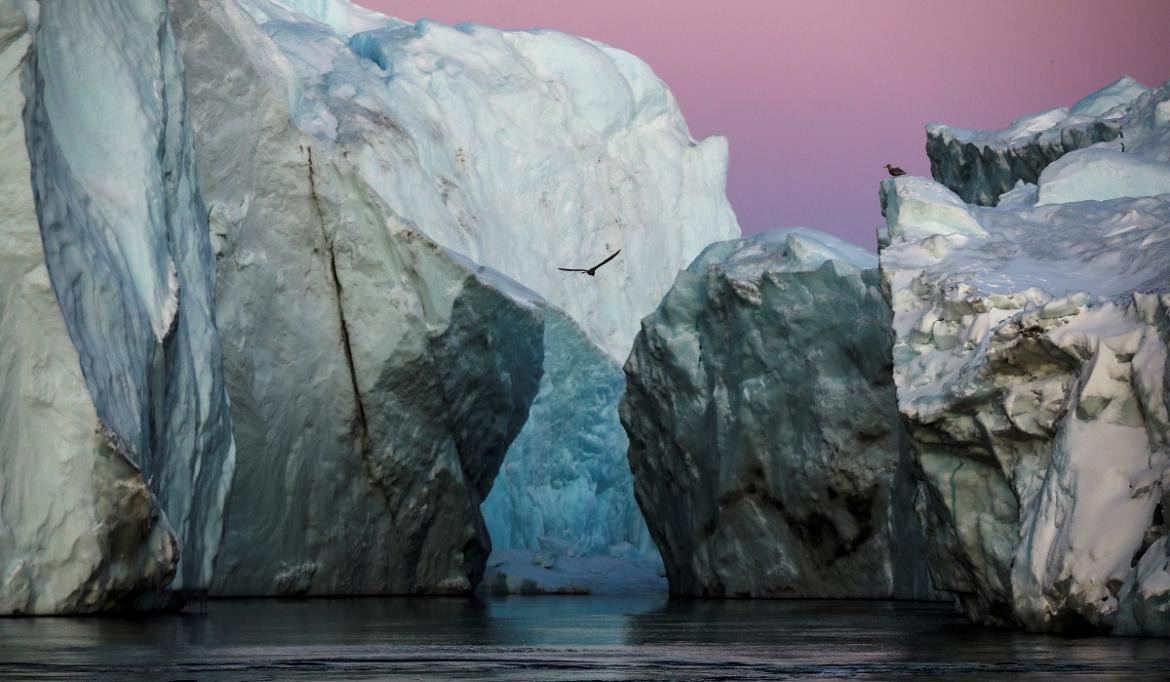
<box><xmin>358</xmin><ymin>1</ymin><xmax>1170</xmax><ymax>248</ymax></box>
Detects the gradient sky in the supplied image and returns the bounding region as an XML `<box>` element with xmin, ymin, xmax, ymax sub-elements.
<box><xmin>358</xmin><ymin>0</ymin><xmax>1170</xmax><ymax>249</ymax></box>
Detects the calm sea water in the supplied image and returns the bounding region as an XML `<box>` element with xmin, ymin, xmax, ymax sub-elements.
<box><xmin>0</xmin><ymin>596</ymin><xmax>1168</xmax><ymax>680</ymax></box>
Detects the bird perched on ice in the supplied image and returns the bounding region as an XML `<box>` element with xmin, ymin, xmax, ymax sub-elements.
<box><xmin>885</xmin><ymin>164</ymin><xmax>906</xmax><ymax>177</ymax></box>
<box><xmin>558</xmin><ymin>249</ymin><xmax>622</xmax><ymax>277</ymax></box>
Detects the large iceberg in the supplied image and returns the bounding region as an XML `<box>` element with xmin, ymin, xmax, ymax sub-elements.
<box><xmin>0</xmin><ymin>0</ymin><xmax>729</xmax><ymax>604</ymax></box>
<box><xmin>172</xmin><ymin>0</ymin><xmax>545</xmax><ymax>596</ymax></box>
<box><xmin>0</xmin><ymin>0</ymin><xmax>235</xmax><ymax>613</ymax></box>
<box><xmin>925</xmin><ymin>77</ymin><xmax>1165</xmax><ymax>206</ymax></box>
<box><xmin>225</xmin><ymin>0</ymin><xmax>738</xmax><ymax>563</ymax></box>
<box><xmin>881</xmin><ymin>168</ymin><xmax>1170</xmax><ymax>633</ymax></box>
<box><xmin>621</xmin><ymin>228</ymin><xmax>938</xmax><ymax>599</ymax></box>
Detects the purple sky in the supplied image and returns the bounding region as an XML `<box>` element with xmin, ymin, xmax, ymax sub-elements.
<box><xmin>359</xmin><ymin>1</ymin><xmax>1170</xmax><ymax>249</ymax></box>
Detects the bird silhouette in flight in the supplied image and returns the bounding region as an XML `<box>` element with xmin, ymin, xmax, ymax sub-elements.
<box><xmin>558</xmin><ymin>249</ymin><xmax>622</xmax><ymax>277</ymax></box>
<box><xmin>885</xmin><ymin>164</ymin><xmax>906</xmax><ymax>177</ymax></box>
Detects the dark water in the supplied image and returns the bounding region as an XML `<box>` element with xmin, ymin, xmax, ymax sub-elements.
<box><xmin>1</xmin><ymin>596</ymin><xmax>1168</xmax><ymax>680</ymax></box>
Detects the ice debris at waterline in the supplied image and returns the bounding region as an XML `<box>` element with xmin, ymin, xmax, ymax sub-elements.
<box><xmin>479</xmin><ymin>544</ymin><xmax>666</xmax><ymax>596</ymax></box>
<box><xmin>621</xmin><ymin>228</ymin><xmax>939</xmax><ymax>599</ymax></box>
<box><xmin>228</xmin><ymin>0</ymin><xmax>737</xmax><ymax>563</ymax></box>
<box><xmin>880</xmin><ymin>169</ymin><xmax>1170</xmax><ymax>634</ymax></box>
<box><xmin>925</xmin><ymin>76</ymin><xmax>1169</xmax><ymax>206</ymax></box>
<box><xmin>0</xmin><ymin>0</ymin><xmax>235</xmax><ymax>614</ymax></box>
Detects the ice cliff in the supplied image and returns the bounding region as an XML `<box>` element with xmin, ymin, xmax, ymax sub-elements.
<box><xmin>1</xmin><ymin>0</ymin><xmax>730</xmax><ymax>605</ymax></box>
<box><xmin>882</xmin><ymin>81</ymin><xmax>1170</xmax><ymax>633</ymax></box>
<box><xmin>926</xmin><ymin>77</ymin><xmax>1164</xmax><ymax>206</ymax></box>
<box><xmin>264</xmin><ymin>0</ymin><xmax>739</xmax><ymax>361</ymax></box>
<box><xmin>172</xmin><ymin>0</ymin><xmax>544</xmax><ymax>596</ymax></box>
<box><xmin>621</xmin><ymin>229</ymin><xmax>937</xmax><ymax>599</ymax></box>
<box><xmin>0</xmin><ymin>0</ymin><xmax>235</xmax><ymax>614</ymax></box>
<box><xmin>224</xmin><ymin>0</ymin><xmax>737</xmax><ymax>562</ymax></box>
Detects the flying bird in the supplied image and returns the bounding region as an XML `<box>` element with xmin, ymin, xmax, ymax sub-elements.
<box><xmin>885</xmin><ymin>164</ymin><xmax>906</xmax><ymax>177</ymax></box>
<box><xmin>558</xmin><ymin>249</ymin><xmax>622</xmax><ymax>277</ymax></box>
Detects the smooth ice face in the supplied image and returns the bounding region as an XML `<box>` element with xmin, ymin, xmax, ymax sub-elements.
<box><xmin>926</xmin><ymin>77</ymin><xmax>1155</xmax><ymax>206</ymax></box>
<box><xmin>881</xmin><ymin>177</ymin><xmax>987</xmax><ymax>242</ymax></box>
<box><xmin>880</xmin><ymin>171</ymin><xmax>1170</xmax><ymax>635</ymax></box>
<box><xmin>173</xmin><ymin>0</ymin><xmax>544</xmax><ymax>597</ymax></box>
<box><xmin>621</xmin><ymin>228</ymin><xmax>938</xmax><ymax>600</ymax></box>
<box><xmin>0</xmin><ymin>0</ymin><xmax>235</xmax><ymax>613</ymax></box>
<box><xmin>1037</xmin><ymin>147</ymin><xmax>1170</xmax><ymax>205</ymax></box>
<box><xmin>262</xmin><ymin>0</ymin><xmax>400</xmax><ymax>35</ymax></box>
<box><xmin>236</xmin><ymin>0</ymin><xmax>739</xmax><ymax>362</ymax></box>
<box><xmin>482</xmin><ymin>308</ymin><xmax>654</xmax><ymax>557</ymax></box>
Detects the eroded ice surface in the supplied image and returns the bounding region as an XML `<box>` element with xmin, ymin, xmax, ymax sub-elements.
<box><xmin>0</xmin><ymin>0</ymin><xmax>235</xmax><ymax>613</ymax></box>
<box><xmin>881</xmin><ymin>173</ymin><xmax>1170</xmax><ymax>635</ymax></box>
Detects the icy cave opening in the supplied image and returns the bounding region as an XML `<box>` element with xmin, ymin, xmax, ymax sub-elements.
<box><xmin>479</xmin><ymin>309</ymin><xmax>666</xmax><ymax>595</ymax></box>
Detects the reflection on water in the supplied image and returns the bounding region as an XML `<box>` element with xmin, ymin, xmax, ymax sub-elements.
<box><xmin>0</xmin><ymin>596</ymin><xmax>1168</xmax><ymax>680</ymax></box>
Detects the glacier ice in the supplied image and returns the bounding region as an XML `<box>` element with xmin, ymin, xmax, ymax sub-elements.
<box><xmin>1037</xmin><ymin>147</ymin><xmax>1170</xmax><ymax>205</ymax></box>
<box><xmin>172</xmin><ymin>0</ymin><xmax>544</xmax><ymax>596</ymax></box>
<box><xmin>482</xmin><ymin>308</ymin><xmax>655</xmax><ymax>557</ymax></box>
<box><xmin>1</xmin><ymin>0</ymin><xmax>725</xmax><ymax>603</ymax></box>
<box><xmin>881</xmin><ymin>172</ymin><xmax>1170</xmax><ymax>634</ymax></box>
<box><xmin>621</xmin><ymin>228</ymin><xmax>938</xmax><ymax>599</ymax></box>
<box><xmin>222</xmin><ymin>0</ymin><xmax>737</xmax><ymax>562</ymax></box>
<box><xmin>238</xmin><ymin>0</ymin><xmax>739</xmax><ymax>362</ymax></box>
<box><xmin>0</xmin><ymin>0</ymin><xmax>235</xmax><ymax>613</ymax></box>
<box><xmin>926</xmin><ymin>77</ymin><xmax>1151</xmax><ymax>206</ymax></box>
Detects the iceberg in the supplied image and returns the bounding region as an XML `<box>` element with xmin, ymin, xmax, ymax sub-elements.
<box><xmin>926</xmin><ymin>76</ymin><xmax>1159</xmax><ymax>206</ymax></box>
<box><xmin>220</xmin><ymin>0</ymin><xmax>737</xmax><ymax>563</ymax></box>
<box><xmin>0</xmin><ymin>0</ymin><xmax>235</xmax><ymax>613</ymax></box>
<box><xmin>881</xmin><ymin>170</ymin><xmax>1170</xmax><ymax>634</ymax></box>
<box><xmin>621</xmin><ymin>228</ymin><xmax>938</xmax><ymax>599</ymax></box>
<box><xmin>172</xmin><ymin>0</ymin><xmax>544</xmax><ymax>596</ymax></box>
